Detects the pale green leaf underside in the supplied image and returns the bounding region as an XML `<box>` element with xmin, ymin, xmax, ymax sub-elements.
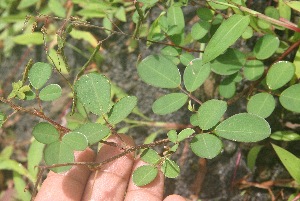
<box><xmin>152</xmin><ymin>93</ymin><xmax>188</xmax><ymax>115</ymax></box>
<box><xmin>215</xmin><ymin>113</ymin><xmax>271</xmax><ymax>142</ymax></box>
<box><xmin>39</xmin><ymin>84</ymin><xmax>62</xmax><ymax>101</ymax></box>
<box><xmin>75</xmin><ymin>73</ymin><xmax>111</xmax><ymax>116</ymax></box>
<box><xmin>137</xmin><ymin>55</ymin><xmax>181</xmax><ymax>88</ymax></box>
<box><xmin>190</xmin><ymin>134</ymin><xmax>223</xmax><ymax>159</ymax></box>
<box><xmin>203</xmin><ymin>14</ymin><xmax>250</xmax><ymax>63</ymax></box>
<box><xmin>28</xmin><ymin>62</ymin><xmax>52</xmax><ymax>90</ymax></box>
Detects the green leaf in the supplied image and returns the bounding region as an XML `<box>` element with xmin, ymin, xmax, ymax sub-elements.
<box><xmin>194</xmin><ymin>99</ymin><xmax>227</xmax><ymax>130</ymax></box>
<box><xmin>44</xmin><ymin>141</ymin><xmax>74</xmax><ymax>173</ymax></box>
<box><xmin>74</xmin><ymin>123</ymin><xmax>110</xmax><ymax>145</ymax></box>
<box><xmin>247</xmin><ymin>145</ymin><xmax>263</xmax><ymax>171</ymax></box>
<box><xmin>39</xmin><ymin>84</ymin><xmax>62</xmax><ymax>101</ymax></box>
<box><xmin>203</xmin><ymin>14</ymin><xmax>250</xmax><ymax>63</ymax></box>
<box><xmin>62</xmin><ymin>132</ymin><xmax>88</xmax><ymax>151</ymax></box>
<box><xmin>191</xmin><ymin>20</ymin><xmax>211</xmax><ymax>40</ymax></box>
<box><xmin>75</xmin><ymin>73</ymin><xmax>111</xmax><ymax>116</ymax></box>
<box><xmin>115</xmin><ymin>6</ymin><xmax>126</xmax><ymax>22</ymax></box>
<box><xmin>69</xmin><ymin>29</ymin><xmax>98</xmax><ymax>47</ymax></box>
<box><xmin>132</xmin><ymin>165</ymin><xmax>158</xmax><ymax>186</ymax></box>
<box><xmin>197</xmin><ymin>7</ymin><xmax>214</xmax><ymax>21</ymax></box>
<box><xmin>49</xmin><ymin>0</ymin><xmax>66</xmax><ymax>17</ymax></box>
<box><xmin>180</xmin><ymin>53</ymin><xmax>194</xmax><ymax>66</ymax></box>
<box><xmin>244</xmin><ymin>60</ymin><xmax>265</xmax><ymax>81</ymax></box>
<box><xmin>253</xmin><ymin>34</ymin><xmax>280</xmax><ymax>60</ymax></box>
<box><xmin>28</xmin><ymin>62</ymin><xmax>52</xmax><ymax>90</ymax></box>
<box><xmin>108</xmin><ymin>96</ymin><xmax>137</xmax><ymax>124</ymax></box>
<box><xmin>0</xmin><ymin>159</ymin><xmax>29</xmax><ymax>177</ymax></box>
<box><xmin>183</xmin><ymin>59</ymin><xmax>211</xmax><ymax>92</ymax></box>
<box><xmin>215</xmin><ymin>113</ymin><xmax>271</xmax><ymax>142</ymax></box>
<box><xmin>266</xmin><ymin>61</ymin><xmax>295</xmax><ymax>90</ymax></box>
<box><xmin>219</xmin><ymin>76</ymin><xmax>236</xmax><ymax>98</ymax></box>
<box><xmin>137</xmin><ymin>55</ymin><xmax>181</xmax><ymax>88</ymax></box>
<box><xmin>167</xmin><ymin>5</ymin><xmax>185</xmax><ymax>35</ymax></box>
<box><xmin>13</xmin><ymin>172</ymin><xmax>31</xmax><ymax>201</ymax></box>
<box><xmin>190</xmin><ymin>134</ymin><xmax>223</xmax><ymax>159</ymax></box>
<box><xmin>270</xmin><ymin>131</ymin><xmax>300</xmax><ymax>141</ymax></box>
<box><xmin>161</xmin><ymin>46</ymin><xmax>180</xmax><ymax>57</ymax></box>
<box><xmin>279</xmin><ymin>84</ymin><xmax>300</xmax><ymax>113</ymax></box>
<box><xmin>152</xmin><ymin>93</ymin><xmax>188</xmax><ymax>115</ymax></box>
<box><xmin>13</xmin><ymin>32</ymin><xmax>44</xmax><ymax>45</ymax></box>
<box><xmin>247</xmin><ymin>93</ymin><xmax>275</xmax><ymax>118</ymax></box>
<box><xmin>141</xmin><ymin>149</ymin><xmax>161</xmax><ymax>165</ymax></box>
<box><xmin>278</xmin><ymin>0</ymin><xmax>291</xmax><ymax>21</ymax></box>
<box><xmin>208</xmin><ymin>0</ymin><xmax>228</xmax><ymax>10</ymax></box>
<box><xmin>28</xmin><ymin>139</ymin><xmax>45</xmax><ymax>178</ymax></box>
<box><xmin>0</xmin><ymin>146</ymin><xmax>13</xmax><ymax>159</ymax></box>
<box><xmin>32</xmin><ymin>122</ymin><xmax>59</xmax><ymax>144</ymax></box>
<box><xmin>211</xmin><ymin>48</ymin><xmax>246</xmax><ymax>75</ymax></box>
<box><xmin>167</xmin><ymin>130</ymin><xmax>178</xmax><ymax>143</ymax></box>
<box><xmin>242</xmin><ymin>26</ymin><xmax>253</xmax><ymax>39</ymax></box>
<box><xmin>272</xmin><ymin>144</ymin><xmax>300</xmax><ymax>183</ymax></box>
<box><xmin>161</xmin><ymin>158</ymin><xmax>180</xmax><ymax>178</ymax></box>
<box><xmin>285</xmin><ymin>1</ymin><xmax>300</xmax><ymax>13</ymax></box>
<box><xmin>18</xmin><ymin>0</ymin><xmax>39</xmax><ymax>9</ymax></box>
<box><xmin>177</xmin><ymin>128</ymin><xmax>194</xmax><ymax>142</ymax></box>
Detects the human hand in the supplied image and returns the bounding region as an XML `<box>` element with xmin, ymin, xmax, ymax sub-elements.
<box><xmin>34</xmin><ymin>134</ymin><xmax>186</xmax><ymax>201</ymax></box>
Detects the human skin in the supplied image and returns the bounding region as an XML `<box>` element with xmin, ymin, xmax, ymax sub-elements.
<box><xmin>34</xmin><ymin>134</ymin><xmax>186</xmax><ymax>201</ymax></box>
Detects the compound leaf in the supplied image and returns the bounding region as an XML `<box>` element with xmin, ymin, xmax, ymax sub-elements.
<box><xmin>203</xmin><ymin>14</ymin><xmax>250</xmax><ymax>63</ymax></box>
<box><xmin>194</xmin><ymin>99</ymin><xmax>227</xmax><ymax>130</ymax></box>
<box><xmin>137</xmin><ymin>55</ymin><xmax>181</xmax><ymax>88</ymax></box>
<box><xmin>39</xmin><ymin>84</ymin><xmax>62</xmax><ymax>101</ymax></box>
<box><xmin>62</xmin><ymin>132</ymin><xmax>88</xmax><ymax>151</ymax></box>
<box><xmin>272</xmin><ymin>144</ymin><xmax>300</xmax><ymax>184</ymax></box>
<box><xmin>183</xmin><ymin>59</ymin><xmax>211</xmax><ymax>92</ymax></box>
<box><xmin>247</xmin><ymin>93</ymin><xmax>275</xmax><ymax>118</ymax></box>
<box><xmin>266</xmin><ymin>61</ymin><xmax>295</xmax><ymax>90</ymax></box>
<box><xmin>190</xmin><ymin>134</ymin><xmax>223</xmax><ymax>159</ymax></box>
<box><xmin>44</xmin><ymin>141</ymin><xmax>74</xmax><ymax>173</ymax></box>
<box><xmin>108</xmin><ymin>96</ymin><xmax>137</xmax><ymax>124</ymax></box>
<box><xmin>152</xmin><ymin>93</ymin><xmax>188</xmax><ymax>115</ymax></box>
<box><xmin>32</xmin><ymin>122</ymin><xmax>59</xmax><ymax>144</ymax></box>
<box><xmin>74</xmin><ymin>123</ymin><xmax>110</xmax><ymax>145</ymax></box>
<box><xmin>28</xmin><ymin>62</ymin><xmax>52</xmax><ymax>89</ymax></box>
<box><xmin>161</xmin><ymin>158</ymin><xmax>180</xmax><ymax>178</ymax></box>
<box><xmin>141</xmin><ymin>149</ymin><xmax>161</xmax><ymax>165</ymax></box>
<box><xmin>75</xmin><ymin>73</ymin><xmax>111</xmax><ymax>116</ymax></box>
<box><xmin>253</xmin><ymin>34</ymin><xmax>280</xmax><ymax>60</ymax></box>
<box><xmin>215</xmin><ymin>113</ymin><xmax>271</xmax><ymax>142</ymax></box>
<box><xmin>279</xmin><ymin>84</ymin><xmax>300</xmax><ymax>113</ymax></box>
<box><xmin>132</xmin><ymin>165</ymin><xmax>158</xmax><ymax>186</ymax></box>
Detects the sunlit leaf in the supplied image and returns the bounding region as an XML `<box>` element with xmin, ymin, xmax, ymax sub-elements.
<box><xmin>28</xmin><ymin>62</ymin><xmax>52</xmax><ymax>90</ymax></box>
<box><xmin>137</xmin><ymin>55</ymin><xmax>181</xmax><ymax>88</ymax></box>
<box><xmin>279</xmin><ymin>84</ymin><xmax>300</xmax><ymax>113</ymax></box>
<box><xmin>190</xmin><ymin>134</ymin><xmax>223</xmax><ymax>159</ymax></box>
<box><xmin>211</xmin><ymin>48</ymin><xmax>246</xmax><ymax>75</ymax></box>
<box><xmin>215</xmin><ymin>113</ymin><xmax>271</xmax><ymax>142</ymax></box>
<box><xmin>203</xmin><ymin>14</ymin><xmax>250</xmax><ymax>63</ymax></box>
<box><xmin>13</xmin><ymin>172</ymin><xmax>31</xmax><ymax>200</ymax></box>
<box><xmin>74</xmin><ymin>123</ymin><xmax>110</xmax><ymax>145</ymax></box>
<box><xmin>285</xmin><ymin>1</ymin><xmax>300</xmax><ymax>13</ymax></box>
<box><xmin>272</xmin><ymin>144</ymin><xmax>300</xmax><ymax>183</ymax></box>
<box><xmin>183</xmin><ymin>59</ymin><xmax>211</xmax><ymax>92</ymax></box>
<box><xmin>194</xmin><ymin>99</ymin><xmax>227</xmax><ymax>130</ymax></box>
<box><xmin>13</xmin><ymin>33</ymin><xmax>44</xmax><ymax>45</ymax></box>
<box><xmin>49</xmin><ymin>0</ymin><xmax>66</xmax><ymax>17</ymax></box>
<box><xmin>32</xmin><ymin>122</ymin><xmax>59</xmax><ymax>144</ymax></box>
<box><xmin>28</xmin><ymin>139</ymin><xmax>45</xmax><ymax>178</ymax></box>
<box><xmin>132</xmin><ymin>165</ymin><xmax>158</xmax><ymax>186</ymax></box>
<box><xmin>266</xmin><ymin>61</ymin><xmax>295</xmax><ymax>90</ymax></box>
<box><xmin>177</xmin><ymin>128</ymin><xmax>194</xmax><ymax>142</ymax></box>
<box><xmin>44</xmin><ymin>141</ymin><xmax>74</xmax><ymax>173</ymax></box>
<box><xmin>108</xmin><ymin>96</ymin><xmax>137</xmax><ymax>124</ymax></box>
<box><xmin>62</xmin><ymin>132</ymin><xmax>88</xmax><ymax>151</ymax></box>
<box><xmin>152</xmin><ymin>93</ymin><xmax>188</xmax><ymax>115</ymax></box>
<box><xmin>18</xmin><ymin>0</ymin><xmax>39</xmax><ymax>9</ymax></box>
<box><xmin>39</xmin><ymin>84</ymin><xmax>62</xmax><ymax>101</ymax></box>
<box><xmin>253</xmin><ymin>34</ymin><xmax>280</xmax><ymax>60</ymax></box>
<box><xmin>75</xmin><ymin>73</ymin><xmax>111</xmax><ymax>116</ymax></box>
<box><xmin>69</xmin><ymin>29</ymin><xmax>98</xmax><ymax>47</ymax></box>
<box><xmin>247</xmin><ymin>93</ymin><xmax>275</xmax><ymax>118</ymax></box>
<box><xmin>161</xmin><ymin>158</ymin><xmax>180</xmax><ymax>178</ymax></box>
<box><xmin>141</xmin><ymin>149</ymin><xmax>161</xmax><ymax>165</ymax></box>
